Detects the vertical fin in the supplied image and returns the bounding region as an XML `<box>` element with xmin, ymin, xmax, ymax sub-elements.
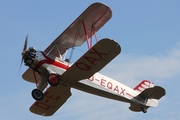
<box><xmin>134</xmin><ymin>80</ymin><xmax>154</xmax><ymax>93</ymax></box>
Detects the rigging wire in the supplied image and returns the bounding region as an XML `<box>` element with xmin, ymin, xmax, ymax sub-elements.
<box><xmin>68</xmin><ymin>20</ymin><xmax>82</xmax><ymax>63</ymax></box>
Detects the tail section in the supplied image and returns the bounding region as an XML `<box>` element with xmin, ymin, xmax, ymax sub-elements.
<box><xmin>129</xmin><ymin>80</ymin><xmax>166</xmax><ymax>113</ymax></box>
<box><xmin>138</xmin><ymin>86</ymin><xmax>165</xmax><ymax>107</ymax></box>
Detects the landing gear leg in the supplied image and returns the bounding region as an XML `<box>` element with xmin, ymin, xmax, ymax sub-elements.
<box><xmin>31</xmin><ymin>76</ymin><xmax>47</xmax><ymax>101</ymax></box>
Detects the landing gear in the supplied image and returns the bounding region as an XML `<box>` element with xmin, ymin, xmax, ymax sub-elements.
<box><xmin>47</xmin><ymin>74</ymin><xmax>60</xmax><ymax>86</ymax></box>
<box><xmin>32</xmin><ymin>89</ymin><xmax>44</xmax><ymax>101</ymax></box>
<box><xmin>141</xmin><ymin>107</ymin><xmax>147</xmax><ymax>113</ymax></box>
<box><xmin>31</xmin><ymin>73</ymin><xmax>59</xmax><ymax>101</ymax></box>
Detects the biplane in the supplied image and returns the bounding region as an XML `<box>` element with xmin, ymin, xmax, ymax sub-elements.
<box><xmin>21</xmin><ymin>2</ymin><xmax>165</xmax><ymax>116</ymax></box>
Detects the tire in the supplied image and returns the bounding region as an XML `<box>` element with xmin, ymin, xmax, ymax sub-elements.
<box><xmin>141</xmin><ymin>107</ymin><xmax>147</xmax><ymax>113</ymax></box>
<box><xmin>32</xmin><ymin>89</ymin><xmax>44</xmax><ymax>101</ymax></box>
<box><xmin>47</xmin><ymin>74</ymin><xmax>60</xmax><ymax>86</ymax></box>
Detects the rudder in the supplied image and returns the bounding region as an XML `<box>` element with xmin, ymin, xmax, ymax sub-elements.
<box><xmin>134</xmin><ymin>80</ymin><xmax>154</xmax><ymax>93</ymax></box>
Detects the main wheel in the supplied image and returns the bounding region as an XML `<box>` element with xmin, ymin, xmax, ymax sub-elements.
<box><xmin>47</xmin><ymin>74</ymin><xmax>60</xmax><ymax>86</ymax></box>
<box><xmin>32</xmin><ymin>89</ymin><xmax>44</xmax><ymax>101</ymax></box>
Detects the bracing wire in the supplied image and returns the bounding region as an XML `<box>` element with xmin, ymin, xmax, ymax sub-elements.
<box><xmin>68</xmin><ymin>20</ymin><xmax>82</xmax><ymax>62</ymax></box>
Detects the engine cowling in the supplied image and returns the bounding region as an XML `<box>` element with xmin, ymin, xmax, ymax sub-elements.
<box><xmin>23</xmin><ymin>47</ymin><xmax>36</xmax><ymax>66</ymax></box>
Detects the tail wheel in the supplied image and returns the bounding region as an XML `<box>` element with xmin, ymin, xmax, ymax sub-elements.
<box><xmin>141</xmin><ymin>107</ymin><xmax>147</xmax><ymax>113</ymax></box>
<box><xmin>32</xmin><ymin>89</ymin><xmax>44</xmax><ymax>101</ymax></box>
<box><xmin>48</xmin><ymin>74</ymin><xmax>60</xmax><ymax>86</ymax></box>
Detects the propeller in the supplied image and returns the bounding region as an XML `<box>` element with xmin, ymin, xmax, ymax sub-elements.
<box><xmin>19</xmin><ymin>35</ymin><xmax>28</xmax><ymax>71</ymax></box>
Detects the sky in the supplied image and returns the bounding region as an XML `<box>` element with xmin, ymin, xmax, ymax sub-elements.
<box><xmin>0</xmin><ymin>0</ymin><xmax>180</xmax><ymax>120</ymax></box>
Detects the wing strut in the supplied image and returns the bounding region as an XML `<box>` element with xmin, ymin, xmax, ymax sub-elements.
<box><xmin>69</xmin><ymin>20</ymin><xmax>82</xmax><ymax>61</ymax></box>
<box><xmin>32</xmin><ymin>70</ymin><xmax>38</xmax><ymax>87</ymax></box>
<box><xmin>32</xmin><ymin>70</ymin><xmax>48</xmax><ymax>90</ymax></box>
<box><xmin>46</xmin><ymin>45</ymin><xmax>62</xmax><ymax>60</ymax></box>
<box><xmin>82</xmin><ymin>21</ymin><xmax>98</xmax><ymax>49</ymax></box>
<box><xmin>82</xmin><ymin>21</ymin><xmax>90</xmax><ymax>49</ymax></box>
<box><xmin>90</xmin><ymin>26</ymin><xmax>98</xmax><ymax>47</ymax></box>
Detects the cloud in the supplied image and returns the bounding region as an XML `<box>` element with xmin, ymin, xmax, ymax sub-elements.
<box><xmin>101</xmin><ymin>43</ymin><xmax>180</xmax><ymax>87</ymax></box>
<box><xmin>53</xmin><ymin>89</ymin><xmax>133</xmax><ymax>120</ymax></box>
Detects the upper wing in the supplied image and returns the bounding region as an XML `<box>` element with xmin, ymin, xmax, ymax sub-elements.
<box><xmin>22</xmin><ymin>2</ymin><xmax>111</xmax><ymax>83</ymax></box>
<box><xmin>44</xmin><ymin>2</ymin><xmax>112</xmax><ymax>57</ymax></box>
<box><xmin>60</xmin><ymin>38</ymin><xmax>121</xmax><ymax>84</ymax></box>
<box><xmin>30</xmin><ymin>84</ymin><xmax>71</xmax><ymax>116</ymax></box>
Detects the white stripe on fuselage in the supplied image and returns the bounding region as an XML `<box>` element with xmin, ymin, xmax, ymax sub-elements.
<box><xmin>79</xmin><ymin>73</ymin><xmax>145</xmax><ymax>105</ymax></box>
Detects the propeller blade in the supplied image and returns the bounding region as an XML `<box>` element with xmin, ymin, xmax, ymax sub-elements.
<box><xmin>19</xmin><ymin>35</ymin><xmax>28</xmax><ymax>73</ymax></box>
<box><xmin>24</xmin><ymin>35</ymin><xmax>28</xmax><ymax>52</ymax></box>
<box><xmin>18</xmin><ymin>58</ymin><xmax>23</xmax><ymax>73</ymax></box>
<box><xmin>22</xmin><ymin>35</ymin><xmax>28</xmax><ymax>57</ymax></box>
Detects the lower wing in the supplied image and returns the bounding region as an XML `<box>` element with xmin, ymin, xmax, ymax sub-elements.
<box><xmin>61</xmin><ymin>38</ymin><xmax>121</xmax><ymax>84</ymax></box>
<box><xmin>30</xmin><ymin>84</ymin><xmax>71</xmax><ymax>116</ymax></box>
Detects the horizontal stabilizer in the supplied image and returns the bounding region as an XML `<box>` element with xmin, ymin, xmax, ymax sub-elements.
<box><xmin>129</xmin><ymin>103</ymin><xmax>149</xmax><ymax>112</ymax></box>
<box><xmin>130</xmin><ymin>86</ymin><xmax>165</xmax><ymax>112</ymax></box>
<box><xmin>138</xmin><ymin>86</ymin><xmax>165</xmax><ymax>100</ymax></box>
<box><xmin>61</xmin><ymin>38</ymin><xmax>121</xmax><ymax>83</ymax></box>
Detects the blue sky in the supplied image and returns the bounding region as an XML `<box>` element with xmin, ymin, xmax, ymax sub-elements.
<box><xmin>1</xmin><ymin>0</ymin><xmax>180</xmax><ymax>120</ymax></box>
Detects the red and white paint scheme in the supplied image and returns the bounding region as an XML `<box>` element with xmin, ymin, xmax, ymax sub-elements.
<box><xmin>21</xmin><ymin>2</ymin><xmax>165</xmax><ymax>116</ymax></box>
